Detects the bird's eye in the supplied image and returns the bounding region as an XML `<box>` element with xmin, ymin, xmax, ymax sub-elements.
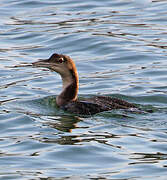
<box><xmin>59</xmin><ymin>57</ymin><xmax>64</xmax><ymax>63</ymax></box>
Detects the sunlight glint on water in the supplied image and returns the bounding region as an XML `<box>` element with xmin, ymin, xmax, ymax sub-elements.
<box><xmin>0</xmin><ymin>0</ymin><xmax>167</xmax><ymax>179</ymax></box>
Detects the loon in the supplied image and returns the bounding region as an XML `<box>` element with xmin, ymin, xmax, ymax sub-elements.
<box><xmin>33</xmin><ymin>53</ymin><xmax>137</xmax><ymax>115</ymax></box>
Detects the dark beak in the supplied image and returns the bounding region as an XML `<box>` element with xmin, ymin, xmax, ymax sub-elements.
<box><xmin>32</xmin><ymin>59</ymin><xmax>51</xmax><ymax>68</ymax></box>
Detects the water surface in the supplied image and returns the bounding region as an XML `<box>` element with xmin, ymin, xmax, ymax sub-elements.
<box><xmin>1</xmin><ymin>0</ymin><xmax>167</xmax><ymax>179</ymax></box>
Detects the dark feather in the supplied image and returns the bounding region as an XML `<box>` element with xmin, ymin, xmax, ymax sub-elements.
<box><xmin>62</xmin><ymin>96</ymin><xmax>137</xmax><ymax>115</ymax></box>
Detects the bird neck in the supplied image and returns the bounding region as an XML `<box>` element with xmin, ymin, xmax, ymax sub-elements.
<box><xmin>56</xmin><ymin>70</ymin><xmax>79</xmax><ymax>106</ymax></box>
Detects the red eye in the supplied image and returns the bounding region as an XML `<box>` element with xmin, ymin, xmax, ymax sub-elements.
<box><xmin>59</xmin><ymin>58</ymin><xmax>64</xmax><ymax>63</ymax></box>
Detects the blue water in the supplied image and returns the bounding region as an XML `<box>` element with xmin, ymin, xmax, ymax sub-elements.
<box><xmin>1</xmin><ymin>0</ymin><xmax>167</xmax><ymax>179</ymax></box>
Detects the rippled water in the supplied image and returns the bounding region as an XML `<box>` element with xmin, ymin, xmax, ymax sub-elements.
<box><xmin>1</xmin><ymin>0</ymin><xmax>167</xmax><ymax>179</ymax></box>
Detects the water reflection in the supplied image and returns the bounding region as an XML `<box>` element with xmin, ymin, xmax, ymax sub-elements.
<box><xmin>130</xmin><ymin>152</ymin><xmax>167</xmax><ymax>165</ymax></box>
<box><xmin>44</xmin><ymin>115</ymin><xmax>80</xmax><ymax>133</ymax></box>
<box><xmin>1</xmin><ymin>0</ymin><xmax>167</xmax><ymax>179</ymax></box>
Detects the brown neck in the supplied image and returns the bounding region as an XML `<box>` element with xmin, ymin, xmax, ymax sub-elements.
<box><xmin>56</xmin><ymin>69</ymin><xmax>79</xmax><ymax>106</ymax></box>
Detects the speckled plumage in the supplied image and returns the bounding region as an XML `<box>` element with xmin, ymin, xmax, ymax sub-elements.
<box><xmin>63</xmin><ymin>96</ymin><xmax>137</xmax><ymax>115</ymax></box>
<box><xmin>33</xmin><ymin>53</ymin><xmax>137</xmax><ymax>115</ymax></box>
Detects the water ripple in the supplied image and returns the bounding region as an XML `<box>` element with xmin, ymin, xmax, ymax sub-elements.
<box><xmin>0</xmin><ymin>0</ymin><xmax>167</xmax><ymax>179</ymax></box>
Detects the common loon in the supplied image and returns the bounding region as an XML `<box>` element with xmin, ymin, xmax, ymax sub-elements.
<box><xmin>33</xmin><ymin>53</ymin><xmax>137</xmax><ymax>115</ymax></box>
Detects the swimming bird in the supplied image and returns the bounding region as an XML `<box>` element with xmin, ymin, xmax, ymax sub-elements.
<box><xmin>33</xmin><ymin>53</ymin><xmax>137</xmax><ymax>115</ymax></box>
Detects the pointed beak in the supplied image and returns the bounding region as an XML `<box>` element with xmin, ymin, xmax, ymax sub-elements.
<box><xmin>32</xmin><ymin>59</ymin><xmax>52</xmax><ymax>68</ymax></box>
